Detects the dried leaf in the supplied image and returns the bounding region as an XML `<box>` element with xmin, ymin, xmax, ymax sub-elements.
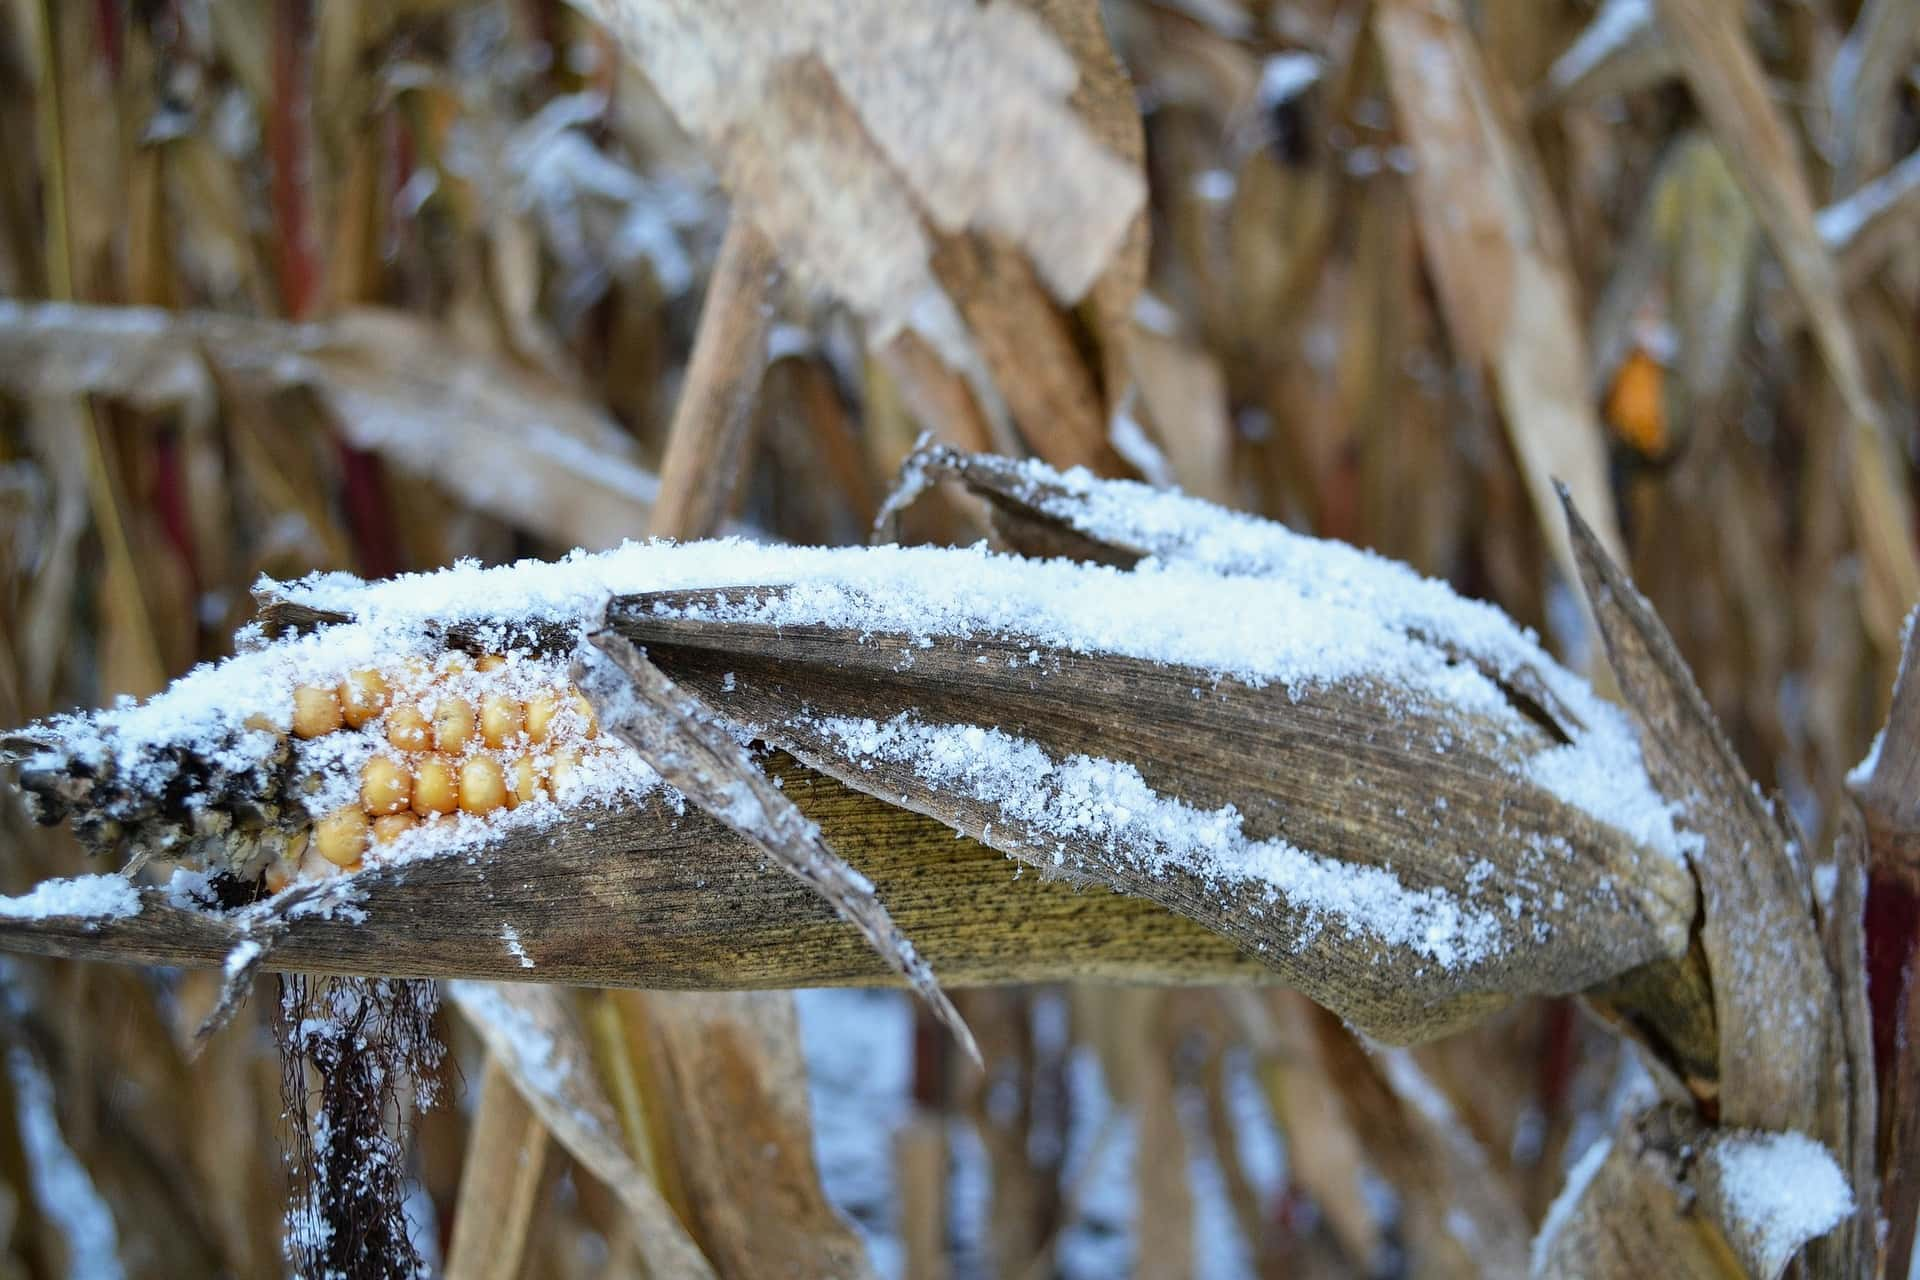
<box><xmin>448</xmin><ymin>981</ymin><xmax>717</xmax><ymax>1280</ymax></box>
<box><xmin>1377</xmin><ymin>0</ymin><xmax>1627</xmax><ymax>613</ymax></box>
<box><xmin>1562</xmin><ymin>490</ymin><xmax>1844</xmax><ymax>1123</ymax></box>
<box><xmin>443</xmin><ymin>1059</ymin><xmax>552</xmax><ymax>1280</ymax></box>
<box><xmin>0</xmin><ymin>300</ymin><xmax>658</xmax><ymax>552</ymax></box>
<box><xmin>610</xmin><ymin>593</ymin><xmax>1695</xmax><ymax>1043</ymax></box>
<box><xmin>576</xmin><ymin>630</ymin><xmax>980</xmax><ymax>1065</ymax></box>
<box><xmin>0</xmin><ymin>757</ymin><xmax>1268</xmax><ymax>990</ymax></box>
<box><xmin>1651</xmin><ymin>0</ymin><xmax>1920</xmax><ymax>653</ymax></box>
<box><xmin>636</xmin><ymin>992</ymin><xmax>880</xmax><ymax>1278</ymax></box>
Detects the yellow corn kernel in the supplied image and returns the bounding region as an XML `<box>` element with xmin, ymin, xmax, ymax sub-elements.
<box><xmin>458</xmin><ymin>757</ymin><xmax>507</xmax><ymax>814</ymax></box>
<box><xmin>372</xmin><ymin>813</ymin><xmax>417</xmax><ymax>844</ymax></box>
<box><xmin>314</xmin><ymin>806</ymin><xmax>368</xmax><ymax>868</ymax></box>
<box><xmin>568</xmin><ymin>690</ymin><xmax>599</xmax><ymax>738</ymax></box>
<box><xmin>360</xmin><ymin>756</ymin><xmax>412</xmax><ymax>815</ymax></box>
<box><xmin>339</xmin><ymin>669</ymin><xmax>390</xmax><ymax>729</ymax></box>
<box><xmin>387</xmin><ymin>705</ymin><xmax>431</xmax><ymax>752</ymax></box>
<box><xmin>548</xmin><ymin>745</ymin><xmax>583</xmax><ymax>793</ymax></box>
<box><xmin>412</xmin><ymin>758</ymin><xmax>458</xmax><ymax>815</ymax></box>
<box><xmin>292</xmin><ymin>685</ymin><xmax>343</xmax><ymax>739</ymax></box>
<box><xmin>506</xmin><ymin>756</ymin><xmax>540</xmax><ymax>809</ymax></box>
<box><xmin>264</xmin><ymin>836</ymin><xmax>304</xmax><ymax>893</ymax></box>
<box><xmin>523</xmin><ymin>691</ymin><xmax>558</xmax><ymax>743</ymax></box>
<box><xmin>433</xmin><ymin>698</ymin><xmax>476</xmax><ymax>753</ymax></box>
<box><xmin>480</xmin><ymin>694</ymin><xmax>524</xmax><ymax>749</ymax></box>
<box><xmin>475</xmin><ymin>653</ymin><xmax>508</xmax><ymax>672</ymax></box>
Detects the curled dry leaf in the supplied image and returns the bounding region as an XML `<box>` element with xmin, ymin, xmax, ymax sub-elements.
<box><xmin>1561</xmin><ymin>489</ymin><xmax>1873</xmax><ymax>1276</ymax></box>
<box><xmin>0</xmin><ymin>300</ymin><xmax>658</xmax><ymax>552</ymax></box>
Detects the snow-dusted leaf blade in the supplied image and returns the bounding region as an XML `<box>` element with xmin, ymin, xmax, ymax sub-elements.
<box><xmin>609</xmin><ymin>588</ymin><xmax>1696</xmax><ymax>1043</ymax></box>
<box><xmin>574</xmin><ymin>629</ymin><xmax>981</xmax><ymax>1066</ymax></box>
<box><xmin>1562</xmin><ymin>493</ymin><xmax>1846</xmax><ymax>1116</ymax></box>
<box><xmin>4</xmin><ymin>469</ymin><xmax>1696</xmax><ymax>1047</ymax></box>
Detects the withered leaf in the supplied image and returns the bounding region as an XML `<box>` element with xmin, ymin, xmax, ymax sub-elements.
<box><xmin>0</xmin><ymin>300</ymin><xmax>658</xmax><ymax>552</ymax></box>
<box><xmin>575</xmin><ymin>629</ymin><xmax>981</xmax><ymax>1066</ymax></box>
<box><xmin>571</xmin><ymin>0</ymin><xmax>1145</xmax><ymax>371</ymax></box>
<box><xmin>611</xmin><ymin>592</ymin><xmax>1696</xmax><ymax>1044</ymax></box>
<box><xmin>448</xmin><ymin>981</ymin><xmax>717</xmax><ymax>1279</ymax></box>
<box><xmin>1377</xmin><ymin>0</ymin><xmax>1626</xmax><ymax>604</ymax></box>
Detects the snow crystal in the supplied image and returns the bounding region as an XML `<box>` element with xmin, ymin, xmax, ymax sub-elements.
<box><xmin>501</xmin><ymin>924</ymin><xmax>535</xmax><ymax>969</ymax></box>
<box><xmin>1708</xmin><ymin>1130</ymin><xmax>1852</xmax><ymax>1273</ymax></box>
<box><xmin>810</xmin><ymin>711</ymin><xmax>1506</xmax><ymax>969</ymax></box>
<box><xmin>1531</xmin><ymin>1136</ymin><xmax>1612</xmax><ymax>1273</ymax></box>
<box><xmin>223</xmin><ymin>938</ymin><xmax>263</xmax><ymax>980</ymax></box>
<box><xmin>0</xmin><ymin>874</ymin><xmax>140</xmax><ymax>922</ymax></box>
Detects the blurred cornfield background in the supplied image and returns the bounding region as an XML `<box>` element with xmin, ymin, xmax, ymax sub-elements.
<box><xmin>0</xmin><ymin>0</ymin><xmax>1915</xmax><ymax>1276</ymax></box>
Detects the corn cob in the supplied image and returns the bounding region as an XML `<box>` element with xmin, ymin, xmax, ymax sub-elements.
<box><xmin>6</xmin><ymin>642</ymin><xmax>628</xmax><ymax>891</ymax></box>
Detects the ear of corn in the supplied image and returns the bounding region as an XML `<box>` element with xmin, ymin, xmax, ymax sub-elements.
<box><xmin>16</xmin><ymin>647</ymin><xmax>626</xmax><ymax>886</ymax></box>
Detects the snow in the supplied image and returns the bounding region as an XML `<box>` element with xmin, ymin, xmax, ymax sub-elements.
<box><xmin>1817</xmin><ymin>149</ymin><xmax>1920</xmax><ymax>251</ymax></box>
<box><xmin>796</xmin><ymin>989</ymin><xmax>912</xmax><ymax>1278</ymax></box>
<box><xmin>0</xmin><ymin>874</ymin><xmax>141</xmax><ymax>922</ymax></box>
<box><xmin>812</xmin><ymin>711</ymin><xmax>1506</xmax><ymax>969</ymax></box>
<box><xmin>223</xmin><ymin>938</ymin><xmax>263</xmax><ymax>979</ymax></box>
<box><xmin>1707</xmin><ymin>1130</ymin><xmax>1853</xmax><ymax>1274</ymax></box>
<box><xmin>1258</xmin><ymin>52</ymin><xmax>1323</xmax><ymax>110</ymax></box>
<box><xmin>1531</xmin><ymin>1136</ymin><xmax>1611</xmax><ymax>1272</ymax></box>
<box><xmin>501</xmin><ymin>924</ymin><xmax>535</xmax><ymax>969</ymax></box>
<box><xmin>1847</xmin><ymin>728</ymin><xmax>1884</xmax><ymax>788</ymax></box>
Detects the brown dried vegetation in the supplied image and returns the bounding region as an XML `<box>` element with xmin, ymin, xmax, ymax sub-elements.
<box><xmin>0</xmin><ymin>1</ymin><xmax>1917</xmax><ymax>1277</ymax></box>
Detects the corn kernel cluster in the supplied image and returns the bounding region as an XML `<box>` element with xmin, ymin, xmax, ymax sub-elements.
<box><xmin>266</xmin><ymin>652</ymin><xmax>613</xmax><ymax>886</ymax></box>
